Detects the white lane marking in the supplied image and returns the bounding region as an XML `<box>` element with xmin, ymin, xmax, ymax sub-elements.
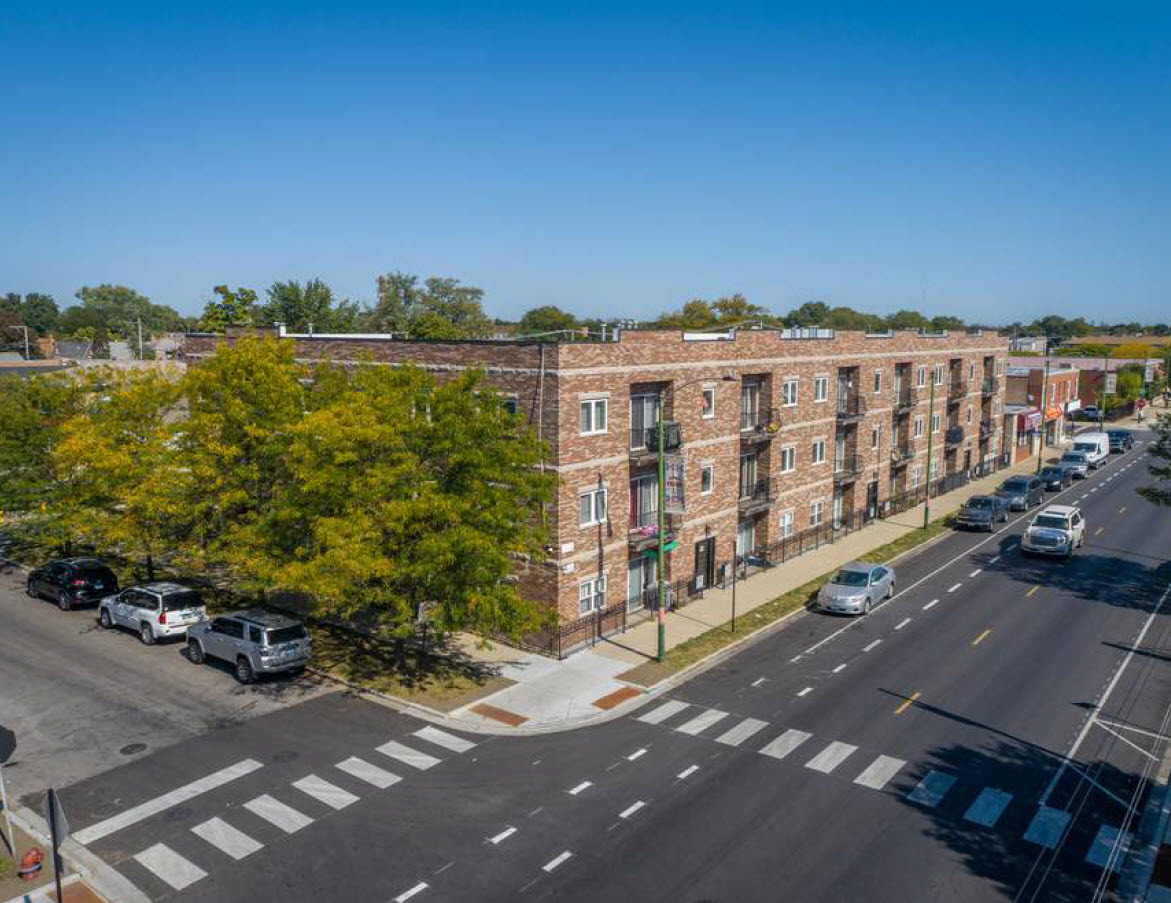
<box><xmin>923</xmin><ymin>599</ymin><xmax>940</xmax><ymax>611</ymax></box>
<box><xmin>894</xmin><ymin>617</ymin><xmax>911</xmax><ymax>630</ymax></box>
<box><xmin>627</xmin><ymin>748</ymin><xmax>647</xmax><ymax>761</ymax></box>
<box><xmin>74</xmin><ymin>758</ymin><xmax>263</xmax><ymax>845</ymax></box>
<box><xmin>637</xmin><ymin>700</ymin><xmax>689</xmax><ymax>725</ymax></box>
<box><xmin>714</xmin><ymin>717</ymin><xmax>769</xmax><ymax>747</ymax></box>
<box><xmin>619</xmin><ymin>801</ymin><xmax>646</xmax><ymax>819</ymax></box>
<box><xmin>947</xmin><ymin>583</ymin><xmax>963</xmax><ymax>593</ymax></box>
<box><xmin>1024</xmin><ymin>806</ymin><xmax>1071</xmax><ymax>849</ymax></box>
<box><xmin>751</xmin><ymin>677</ymin><xmax>767</xmax><ymax>687</ymax></box>
<box><xmin>677</xmin><ymin>765</ymin><xmax>700</xmax><ymax>779</ymax></box>
<box><xmin>568</xmin><ymin>781</ymin><xmax>592</xmax><ymax>796</ymax></box>
<box><xmin>1086</xmin><ymin>824</ymin><xmax>1132</xmax><ymax>871</ymax></box>
<box><xmin>1093</xmin><ymin>720</ymin><xmax>1160</xmax><ymax>761</ymax></box>
<box><xmin>907</xmin><ymin>771</ymin><xmax>957</xmax><ymax>808</ymax></box>
<box><xmin>863</xmin><ymin>639</ymin><xmax>882</xmax><ymax>652</ymax></box>
<box><xmin>191</xmin><ymin>817</ymin><xmax>263</xmax><ymax>860</ymax></box>
<box><xmin>963</xmin><ymin>788</ymin><xmax>1013</xmax><ymax>827</ymax></box>
<box><xmin>797</xmin><ymin>687</ymin><xmax>814</xmax><ymax>697</ymax></box>
<box><xmin>805</xmin><ymin>741</ymin><xmax>857</xmax><ymax>774</ymax></box>
<box><xmin>969</xmin><ymin>568</ymin><xmax>983</xmax><ymax>578</ymax></box>
<box><xmin>543</xmin><ymin>851</ymin><xmax>573</xmax><ymax>872</ymax></box>
<box><xmin>335</xmin><ymin>756</ymin><xmax>400</xmax><ymax>789</ymax></box>
<box><xmin>395</xmin><ymin>881</ymin><xmax>429</xmax><ymax>902</ymax></box>
<box><xmin>413</xmin><ymin>726</ymin><xmax>476</xmax><ymax>754</ymax></box>
<box><xmin>133</xmin><ymin>843</ymin><xmax>207</xmax><ymax>891</ymax></box>
<box><xmin>293</xmin><ymin>774</ymin><xmax>358</xmax><ymax>810</ymax></box>
<box><xmin>489</xmin><ymin>826</ymin><xmax>517</xmax><ymax>844</ymax></box>
<box><xmin>243</xmin><ymin>794</ymin><xmax>314</xmax><ymax>834</ymax></box>
<box><xmin>1095</xmin><ymin>718</ymin><xmax>1171</xmax><ymax>743</ymax></box>
<box><xmin>853</xmin><ymin>755</ymin><xmax>905</xmax><ymax>790</ymax></box>
<box><xmin>377</xmin><ymin>740</ymin><xmax>442</xmax><ymax>771</ymax></box>
<box><xmin>675</xmin><ymin>708</ymin><xmax>730</xmax><ymax>736</ymax></box>
<box><xmin>832</xmin><ymin>663</ymin><xmax>848</xmax><ymax>673</ymax></box>
<box><xmin>989</xmin><ymin>555</ymin><xmax>1001</xmax><ymax>564</ymax></box>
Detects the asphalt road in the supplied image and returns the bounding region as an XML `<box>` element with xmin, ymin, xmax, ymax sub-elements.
<box><xmin>12</xmin><ymin>437</ymin><xmax>1171</xmax><ymax>902</ymax></box>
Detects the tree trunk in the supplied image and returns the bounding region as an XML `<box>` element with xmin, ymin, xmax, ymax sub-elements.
<box><xmin>146</xmin><ymin>553</ymin><xmax>155</xmax><ymax>581</ymax></box>
<box><xmin>394</xmin><ymin>636</ymin><xmax>407</xmax><ymax>670</ymax></box>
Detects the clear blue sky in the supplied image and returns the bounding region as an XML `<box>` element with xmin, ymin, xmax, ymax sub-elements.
<box><xmin>2</xmin><ymin>1</ymin><xmax>1168</xmax><ymax>324</ymax></box>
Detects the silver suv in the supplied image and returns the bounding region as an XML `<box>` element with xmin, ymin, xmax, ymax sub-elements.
<box><xmin>98</xmin><ymin>582</ymin><xmax>208</xmax><ymax>644</ymax></box>
<box><xmin>186</xmin><ymin>609</ymin><xmax>311</xmax><ymax>684</ymax></box>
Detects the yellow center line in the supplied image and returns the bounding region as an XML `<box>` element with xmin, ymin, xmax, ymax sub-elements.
<box><xmin>972</xmin><ymin>629</ymin><xmax>992</xmax><ymax>646</ymax></box>
<box><xmin>1027</xmin><ymin>586</ymin><xmax>1039</xmax><ymax>597</ymax></box>
<box><xmin>894</xmin><ymin>691</ymin><xmax>920</xmax><ymax>715</ymax></box>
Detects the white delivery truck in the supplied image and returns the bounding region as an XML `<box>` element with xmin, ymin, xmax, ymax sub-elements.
<box><xmin>1071</xmin><ymin>431</ymin><xmax>1110</xmax><ymax>469</ymax></box>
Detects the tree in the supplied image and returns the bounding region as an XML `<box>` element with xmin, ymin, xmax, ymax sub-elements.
<box><xmin>1115</xmin><ymin>366</ymin><xmax>1143</xmax><ymax>402</ymax></box>
<box><xmin>199</xmin><ymin>285</ymin><xmax>259</xmax><ymax>332</ymax></box>
<box><xmin>1111</xmin><ymin>343</ymin><xmax>1158</xmax><ymax>360</ymax></box>
<box><xmin>655</xmin><ymin>300</ymin><xmax>718</xmax><ymax>329</ymax></box>
<box><xmin>887</xmin><ymin>310</ymin><xmax>930</xmax><ymax>331</ymax></box>
<box><xmin>72</xmin><ymin>284</ymin><xmax>184</xmax><ymax>339</ymax></box>
<box><xmin>1138</xmin><ymin>412</ymin><xmax>1171</xmax><ymax>507</ymax></box>
<box><xmin>21</xmin><ymin>294</ymin><xmax>59</xmax><ymax>335</ymax></box>
<box><xmin>371</xmin><ymin>272</ymin><xmax>494</xmax><ymax>339</ymax></box>
<box><xmin>784</xmin><ymin>301</ymin><xmax>832</xmax><ymax>327</ymax></box>
<box><xmin>711</xmin><ymin>294</ymin><xmax>769</xmax><ymax>324</ymax></box>
<box><xmin>929</xmin><ymin>315</ymin><xmax>965</xmax><ymax>332</ymax></box>
<box><xmin>518</xmin><ymin>305</ymin><xmax>579</xmax><ymax>335</ymax></box>
<box><xmin>256</xmin><ymin>279</ymin><xmax>365</xmax><ymax>333</ymax></box>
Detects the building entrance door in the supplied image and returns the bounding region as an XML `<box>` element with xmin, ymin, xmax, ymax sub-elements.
<box><xmin>694</xmin><ymin>538</ymin><xmax>715</xmax><ymax>591</ymax></box>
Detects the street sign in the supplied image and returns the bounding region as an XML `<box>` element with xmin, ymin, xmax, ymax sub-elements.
<box><xmin>44</xmin><ymin>789</ymin><xmax>70</xmax><ymax>843</ymax></box>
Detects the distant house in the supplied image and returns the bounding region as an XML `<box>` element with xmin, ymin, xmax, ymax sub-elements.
<box><xmin>55</xmin><ymin>340</ymin><xmax>93</xmax><ymax>360</ymax></box>
<box><xmin>1009</xmin><ymin>336</ymin><xmax>1047</xmax><ymax>353</ymax></box>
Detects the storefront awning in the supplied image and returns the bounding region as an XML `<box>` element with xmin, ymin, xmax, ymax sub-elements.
<box><xmin>1044</xmin><ymin>406</ymin><xmax>1062</xmax><ymax>422</ymax></box>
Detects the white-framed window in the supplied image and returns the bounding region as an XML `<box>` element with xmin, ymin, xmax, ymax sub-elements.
<box><xmin>911</xmin><ymin>465</ymin><xmax>922</xmax><ymax>488</ymax></box>
<box><xmin>782</xmin><ymin>379</ymin><xmax>799</xmax><ymax>407</ymax></box>
<box><xmin>874</xmin><ymin>370</ymin><xmax>882</xmax><ymax>394</ymax></box>
<box><xmin>579</xmin><ymin>397</ymin><xmax>608</xmax><ymax>435</ymax></box>
<box><xmin>810</xmin><ymin>499</ymin><xmax>825</xmax><ymax>527</ymax></box>
<box><xmin>811</xmin><ymin>438</ymin><xmax>826</xmax><ymax>465</ymax></box>
<box><xmin>931</xmin><ymin>412</ymin><xmax>941</xmax><ymax>433</ymax></box>
<box><xmin>813</xmin><ymin>376</ymin><xmax>829</xmax><ymax>403</ymax></box>
<box><xmin>871</xmin><ymin>426</ymin><xmax>880</xmax><ymax>449</ymax></box>
<box><xmin>579</xmin><ymin>486</ymin><xmax>607</xmax><ymax>526</ymax></box>
<box><xmin>917</xmin><ymin>366</ymin><xmax>927</xmax><ymax>388</ymax></box>
<box><xmin>934</xmin><ymin>364</ymin><xmax>945</xmax><ymax>386</ymax></box>
<box><xmin>929</xmin><ymin>459</ymin><xmax>939</xmax><ymax>481</ymax></box>
<box><xmin>701</xmin><ymin>387</ymin><xmax>716</xmax><ymax>419</ymax></box>
<box><xmin>913</xmin><ymin>415</ymin><xmax>925</xmax><ymax>438</ymax></box>
<box><xmin>578</xmin><ymin>574</ymin><xmax>607</xmax><ymax>615</ymax></box>
<box><xmin>700</xmin><ymin>464</ymin><xmax>714</xmax><ymax>494</ymax></box>
<box><xmin>779</xmin><ymin>509</ymin><xmax>795</xmax><ymax>538</ymax></box>
<box><xmin>780</xmin><ymin>446</ymin><xmax>796</xmax><ymax>472</ymax></box>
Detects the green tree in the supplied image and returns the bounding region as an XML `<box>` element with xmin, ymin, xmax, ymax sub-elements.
<box><xmin>710</xmin><ymin>294</ymin><xmax>769</xmax><ymax>324</ymax></box>
<box><xmin>655</xmin><ymin>300</ymin><xmax>718</xmax><ymax>329</ymax></box>
<box><xmin>784</xmin><ymin>301</ymin><xmax>832</xmax><ymax>327</ymax></box>
<box><xmin>21</xmin><ymin>293</ymin><xmax>59</xmax><ymax>335</ymax></box>
<box><xmin>199</xmin><ymin>285</ymin><xmax>259</xmax><ymax>332</ymax></box>
<box><xmin>929</xmin><ymin>315</ymin><xmax>965</xmax><ymax>332</ymax></box>
<box><xmin>371</xmin><ymin>272</ymin><xmax>494</xmax><ymax>338</ymax></box>
<box><xmin>887</xmin><ymin>309</ymin><xmax>930</xmax><ymax>331</ymax></box>
<box><xmin>72</xmin><ymin>284</ymin><xmax>184</xmax><ymax>339</ymax></box>
<box><xmin>257</xmin><ymin>279</ymin><xmax>365</xmax><ymax>333</ymax></box>
<box><xmin>1138</xmin><ymin>412</ymin><xmax>1171</xmax><ymax>507</ymax></box>
<box><xmin>518</xmin><ymin>305</ymin><xmax>579</xmax><ymax>335</ymax></box>
<box><xmin>1115</xmin><ymin>366</ymin><xmax>1143</xmax><ymax>402</ymax></box>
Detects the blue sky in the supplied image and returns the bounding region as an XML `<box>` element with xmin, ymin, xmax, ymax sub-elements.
<box><xmin>2</xmin><ymin>1</ymin><xmax>1168</xmax><ymax>323</ymax></box>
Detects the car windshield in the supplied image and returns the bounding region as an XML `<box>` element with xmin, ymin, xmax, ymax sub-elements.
<box><xmin>266</xmin><ymin>625</ymin><xmax>307</xmax><ymax>644</ymax></box>
<box><xmin>1062</xmin><ymin>454</ymin><xmax>1086</xmax><ymax>463</ymax></box>
<box><xmin>1033</xmin><ymin>515</ymin><xmax>1070</xmax><ymax>530</ymax></box>
<box><xmin>1041</xmin><ymin>468</ymin><xmax>1063</xmax><ymax>477</ymax></box>
<box><xmin>1002</xmin><ymin>479</ymin><xmax>1029</xmax><ymax>492</ymax></box>
<box><xmin>831</xmin><ymin>570</ymin><xmax>870</xmax><ymax>587</ymax></box>
<box><xmin>161</xmin><ymin>590</ymin><xmax>203</xmax><ymax>611</ymax></box>
<box><xmin>965</xmin><ymin>497</ymin><xmax>994</xmax><ymax>509</ymax></box>
<box><xmin>1108</xmin><ymin>432</ymin><xmax>1127</xmax><ymax>439</ymax></box>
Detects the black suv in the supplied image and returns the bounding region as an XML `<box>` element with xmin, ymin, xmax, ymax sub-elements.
<box><xmin>27</xmin><ymin>558</ymin><xmax>119</xmax><ymax>611</ymax></box>
<box><xmin>1107</xmin><ymin>430</ymin><xmax>1133</xmax><ymax>453</ymax></box>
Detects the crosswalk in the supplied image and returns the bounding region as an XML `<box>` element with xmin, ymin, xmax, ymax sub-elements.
<box><xmin>635</xmin><ymin>699</ymin><xmax>1132</xmax><ymax>871</ymax></box>
<box><xmin>121</xmin><ymin>726</ymin><xmax>477</xmax><ymax>893</ymax></box>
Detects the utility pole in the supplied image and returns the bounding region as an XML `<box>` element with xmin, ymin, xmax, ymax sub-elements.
<box><xmin>1037</xmin><ymin>338</ymin><xmax>1051</xmax><ymax>473</ymax></box>
<box><xmin>137</xmin><ymin>317</ymin><xmax>143</xmax><ymax>360</ymax></box>
<box><xmin>19</xmin><ymin>325</ymin><xmax>29</xmax><ymax>360</ymax></box>
<box><xmin>655</xmin><ymin>403</ymin><xmax>667</xmax><ymax>663</ymax></box>
<box><xmin>923</xmin><ymin>376</ymin><xmax>937</xmax><ymax>529</ymax></box>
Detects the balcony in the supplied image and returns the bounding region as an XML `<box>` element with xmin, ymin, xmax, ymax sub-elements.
<box><xmin>738</xmin><ymin>478</ymin><xmax>774</xmax><ymax>515</ymax></box>
<box><xmin>945</xmin><ymin>426</ymin><xmax>965</xmax><ymax>447</ymax></box>
<box><xmin>893</xmin><ymin>389</ymin><xmax>918</xmax><ymax>413</ymax></box>
<box><xmin>628</xmin><ymin>509</ymin><xmax>678</xmax><ymax>553</ymax></box>
<box><xmin>890</xmin><ymin>443</ymin><xmax>915</xmax><ymax>467</ymax></box>
<box><xmin>629</xmin><ymin>422</ymin><xmax>681</xmax><ymax>464</ymax></box>
<box><xmin>979</xmin><ymin>419</ymin><xmax>995</xmax><ymax>441</ymax></box>
<box><xmin>740</xmin><ymin>410</ymin><xmax>777</xmax><ymax>444</ymax></box>
<box><xmin>833</xmin><ymin>454</ymin><xmax>864</xmax><ymax>484</ymax></box>
<box><xmin>836</xmin><ymin>394</ymin><xmax>866</xmax><ymax>423</ymax></box>
<box><xmin>981</xmin><ymin>376</ymin><xmax>999</xmax><ymax>396</ymax></box>
<box><xmin>947</xmin><ymin>380</ymin><xmax>967</xmax><ymax>404</ymax></box>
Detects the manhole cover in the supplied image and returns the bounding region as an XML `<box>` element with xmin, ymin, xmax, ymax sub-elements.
<box><xmin>119</xmin><ymin>742</ymin><xmax>148</xmax><ymax>756</ymax></box>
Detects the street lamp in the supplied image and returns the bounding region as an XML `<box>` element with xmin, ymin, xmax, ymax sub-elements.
<box><xmin>1036</xmin><ymin>337</ymin><xmax>1052</xmax><ymax>473</ymax></box>
<box><xmin>655</xmin><ymin>373</ymin><xmax>737</xmax><ymax>662</ymax></box>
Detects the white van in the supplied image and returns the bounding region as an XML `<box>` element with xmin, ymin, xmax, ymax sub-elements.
<box><xmin>1071</xmin><ymin>432</ymin><xmax>1110</xmax><ymax>470</ymax></box>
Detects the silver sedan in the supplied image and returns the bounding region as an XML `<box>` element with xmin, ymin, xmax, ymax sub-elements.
<box><xmin>817</xmin><ymin>561</ymin><xmax>896</xmax><ymax>616</ymax></box>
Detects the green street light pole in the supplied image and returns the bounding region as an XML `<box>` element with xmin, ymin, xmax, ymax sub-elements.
<box><xmin>923</xmin><ymin>377</ymin><xmax>936</xmax><ymax>529</ymax></box>
<box><xmin>1036</xmin><ymin>342</ymin><xmax>1051</xmax><ymax>473</ymax></box>
<box><xmin>656</xmin><ymin>411</ymin><xmax>667</xmax><ymax>662</ymax></box>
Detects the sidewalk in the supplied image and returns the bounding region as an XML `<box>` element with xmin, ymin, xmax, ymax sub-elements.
<box><xmin>441</xmin><ymin>448</ymin><xmax>1065</xmax><ymax>733</ymax></box>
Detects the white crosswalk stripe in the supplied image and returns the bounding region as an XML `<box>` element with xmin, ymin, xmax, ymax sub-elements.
<box><xmin>413</xmin><ymin>726</ymin><xmax>476</xmax><ymax>754</ymax></box>
<box><xmin>243</xmin><ymin>794</ymin><xmax>314</xmax><ymax>834</ymax></box>
<box><xmin>336</xmin><ymin>756</ymin><xmax>401</xmax><ymax>789</ymax></box>
<box><xmin>853</xmin><ymin>755</ymin><xmax>905</xmax><ymax>790</ymax></box>
<box><xmin>1024</xmin><ymin>806</ymin><xmax>1071</xmax><ymax>849</ymax></box>
<box><xmin>636</xmin><ymin>700</ymin><xmax>689</xmax><ymax>725</ymax></box>
<box><xmin>675</xmin><ymin>709</ymin><xmax>730</xmax><ymax>736</ymax></box>
<box><xmin>805</xmin><ymin>741</ymin><xmax>857</xmax><ymax>774</ymax></box>
<box><xmin>1086</xmin><ymin>824</ymin><xmax>1132</xmax><ymax>870</ymax></box>
<box><xmin>907</xmin><ymin>771</ymin><xmax>957</xmax><ymax>808</ymax></box>
<box><xmin>759</xmin><ymin>729</ymin><xmax>812</xmax><ymax>761</ymax></box>
<box><xmin>191</xmin><ymin>817</ymin><xmax>263</xmax><ymax>860</ymax></box>
<box><xmin>293</xmin><ymin>774</ymin><xmax>359</xmax><ymax>810</ymax></box>
<box><xmin>714</xmin><ymin>718</ymin><xmax>769</xmax><ymax>747</ymax></box>
<box><xmin>134</xmin><ymin>843</ymin><xmax>207</xmax><ymax>890</ymax></box>
<box><xmin>377</xmin><ymin>740</ymin><xmax>442</xmax><ymax>770</ymax></box>
<box><xmin>963</xmin><ymin>788</ymin><xmax>1013</xmax><ymax>827</ymax></box>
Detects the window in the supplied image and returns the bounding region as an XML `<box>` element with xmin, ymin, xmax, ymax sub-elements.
<box><xmin>248</xmin><ymin>626</ymin><xmax>263</xmax><ymax>644</ymax></box>
<box><xmin>969</xmin><ymin>362</ymin><xmax>975</xmax><ymax>380</ymax></box>
<box><xmin>931</xmin><ymin>412</ymin><xmax>941</xmax><ymax>433</ymax></box>
<box><xmin>578</xmin><ymin>575</ymin><xmax>607</xmax><ymax>615</ymax></box>
<box><xmin>782</xmin><ymin>379</ymin><xmax>799</xmax><ymax>406</ymax></box>
<box><xmin>966</xmin><ymin>407</ymin><xmax>972</xmax><ymax>424</ymax></box>
<box><xmin>814</xmin><ymin>376</ymin><xmax>829</xmax><ymax>403</ymax></box>
<box><xmin>779</xmin><ymin>510</ymin><xmax>795</xmax><ymax>538</ymax></box>
<box><xmin>934</xmin><ymin>365</ymin><xmax>945</xmax><ymax>386</ymax></box>
<box><xmin>503</xmin><ymin>398</ymin><xmax>518</xmax><ymax>416</ymax></box>
<box><xmin>810</xmin><ymin>500</ymin><xmax>824</xmax><ymax>526</ymax></box>
<box><xmin>701</xmin><ymin>387</ymin><xmax>716</xmax><ymax>419</ymax></box>
<box><xmin>579</xmin><ymin>487</ymin><xmax>607</xmax><ymax>526</ymax></box>
<box><xmin>917</xmin><ymin>366</ymin><xmax>927</xmax><ymax>388</ymax></box>
<box><xmin>913</xmin><ymin>415</ymin><xmax>925</xmax><ymax>438</ymax></box>
<box><xmin>579</xmin><ymin>398</ymin><xmax>608</xmax><ymax>435</ymax></box>
<box><xmin>700</xmin><ymin>464</ymin><xmax>714</xmax><ymax>494</ymax></box>
<box><xmin>910</xmin><ymin>465</ymin><xmax>922</xmax><ymax>488</ymax></box>
<box><xmin>929</xmin><ymin>459</ymin><xmax>939</xmax><ymax>481</ymax></box>
<box><xmin>780</xmin><ymin>446</ymin><xmax>796</xmax><ymax>472</ymax></box>
<box><xmin>811</xmin><ymin>439</ymin><xmax>826</xmax><ymax>465</ymax></box>
<box><xmin>871</xmin><ymin>426</ymin><xmax>880</xmax><ymax>450</ymax></box>
<box><xmin>873</xmin><ymin>370</ymin><xmax>882</xmax><ymax>394</ymax></box>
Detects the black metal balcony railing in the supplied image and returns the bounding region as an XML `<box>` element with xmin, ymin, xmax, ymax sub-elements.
<box><xmin>833</xmin><ymin>454</ymin><xmax>864</xmax><ymax>483</ymax></box>
<box><xmin>836</xmin><ymin>394</ymin><xmax>865</xmax><ymax>420</ymax></box>
<box><xmin>890</xmin><ymin>444</ymin><xmax>915</xmax><ymax>466</ymax></box>
<box><xmin>947</xmin><ymin>380</ymin><xmax>967</xmax><ymax>403</ymax></box>
<box><xmin>738</xmin><ymin>478</ymin><xmax>774</xmax><ymax>511</ymax></box>
<box><xmin>945</xmin><ymin>425</ymin><xmax>965</xmax><ymax>446</ymax></box>
<box><xmin>629</xmin><ymin>422</ymin><xmax>682</xmax><ymax>455</ymax></box>
<box><xmin>628</xmin><ymin>510</ymin><xmax>677</xmax><ymax>552</ymax></box>
<box><xmin>979</xmin><ymin>419</ymin><xmax>995</xmax><ymax>440</ymax></box>
<box><xmin>893</xmin><ymin>388</ymin><xmax>918</xmax><ymax>412</ymax></box>
<box><xmin>740</xmin><ymin>409</ymin><xmax>776</xmax><ymax>442</ymax></box>
<box><xmin>982</xmin><ymin>376</ymin><xmax>999</xmax><ymax>396</ymax></box>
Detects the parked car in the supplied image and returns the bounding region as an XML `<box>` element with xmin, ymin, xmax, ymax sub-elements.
<box><xmin>1078</xmin><ymin>406</ymin><xmax>1101</xmax><ymax>422</ymax></box>
<box><xmin>955</xmin><ymin>495</ymin><xmax>1009</xmax><ymax>532</ymax></box>
<box><xmin>1071</xmin><ymin>432</ymin><xmax>1110</xmax><ymax>469</ymax></box>
<box><xmin>1039</xmin><ymin>465</ymin><xmax>1074</xmax><ymax>491</ymax></box>
<box><xmin>1059</xmin><ymin>451</ymin><xmax>1091</xmax><ymax>479</ymax></box>
<box><xmin>817</xmin><ymin>562</ymin><xmax>896</xmax><ymax>616</ymax></box>
<box><xmin>1021</xmin><ymin>505</ymin><xmax>1085</xmax><ymax>558</ymax></box>
<box><xmin>27</xmin><ymin>558</ymin><xmax>118</xmax><ymax>611</ymax></box>
<box><xmin>995</xmin><ymin>475</ymin><xmax>1044</xmax><ymax>511</ymax></box>
<box><xmin>186</xmin><ymin>609</ymin><xmax>312</xmax><ymax>684</ymax></box>
<box><xmin>98</xmin><ymin>582</ymin><xmax>208</xmax><ymax>644</ymax></box>
<box><xmin>1107</xmin><ymin>429</ymin><xmax>1134</xmax><ymax>452</ymax></box>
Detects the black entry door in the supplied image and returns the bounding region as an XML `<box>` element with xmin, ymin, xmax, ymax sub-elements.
<box><xmin>694</xmin><ymin>538</ymin><xmax>715</xmax><ymax>590</ymax></box>
<box><xmin>866</xmin><ymin>480</ymin><xmax>879</xmax><ymax>519</ymax></box>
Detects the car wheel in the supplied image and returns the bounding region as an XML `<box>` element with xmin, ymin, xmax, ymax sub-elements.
<box><xmin>235</xmin><ymin>657</ymin><xmax>256</xmax><ymax>685</ymax></box>
<box><xmin>187</xmin><ymin>640</ymin><xmax>205</xmax><ymax>664</ymax></box>
<box><xmin>26</xmin><ymin>578</ymin><xmax>38</xmax><ymax>598</ymax></box>
<box><xmin>863</xmin><ymin>597</ymin><xmax>872</xmax><ymax>615</ymax></box>
<box><xmin>886</xmin><ymin>582</ymin><xmax>895</xmax><ymax>599</ymax></box>
<box><xmin>98</xmin><ymin>608</ymin><xmax>112</xmax><ymax>629</ymax></box>
<box><xmin>139</xmin><ymin>622</ymin><xmax>156</xmax><ymax>645</ymax></box>
<box><xmin>57</xmin><ymin>591</ymin><xmax>71</xmax><ymax>612</ymax></box>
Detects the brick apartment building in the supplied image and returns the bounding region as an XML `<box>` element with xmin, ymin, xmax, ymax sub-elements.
<box><xmin>183</xmin><ymin>326</ymin><xmax>1009</xmax><ymax>653</ymax></box>
<box><xmin>1005</xmin><ymin>364</ymin><xmax>1080</xmax><ymax>449</ymax></box>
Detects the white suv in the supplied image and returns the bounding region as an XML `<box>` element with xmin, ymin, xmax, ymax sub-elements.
<box><xmin>1021</xmin><ymin>505</ymin><xmax>1085</xmax><ymax>559</ymax></box>
<box><xmin>98</xmin><ymin>582</ymin><xmax>209</xmax><ymax>644</ymax></box>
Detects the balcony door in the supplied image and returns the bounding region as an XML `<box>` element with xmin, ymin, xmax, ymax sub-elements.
<box><xmin>630</xmin><ymin>474</ymin><xmax>658</xmax><ymax>530</ymax></box>
<box><xmin>736</xmin><ymin>520</ymin><xmax>756</xmax><ymax>559</ymax></box>
<box><xmin>739</xmin><ymin>452</ymin><xmax>757</xmax><ymax>498</ymax></box>
<box><xmin>741</xmin><ymin>382</ymin><xmax>760</xmax><ymax>429</ymax></box>
<box><xmin>630</xmin><ymin>394</ymin><xmax>661</xmax><ymax>449</ymax></box>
